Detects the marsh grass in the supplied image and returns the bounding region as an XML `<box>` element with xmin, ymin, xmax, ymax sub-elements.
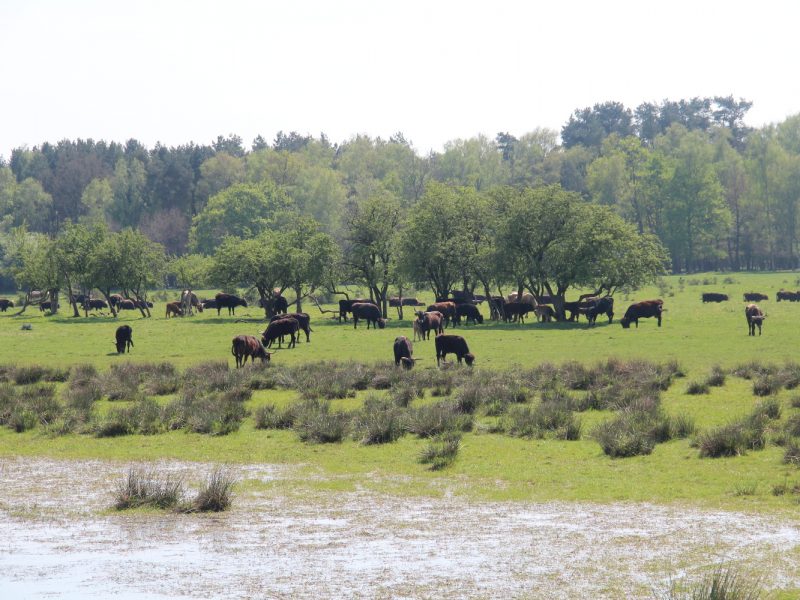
<box><xmin>294</xmin><ymin>398</ymin><xmax>350</xmax><ymax>443</ymax></box>
<box><xmin>95</xmin><ymin>396</ymin><xmax>163</xmax><ymax>437</ymax></box>
<box><xmin>253</xmin><ymin>403</ymin><xmax>296</xmax><ymax>430</ymax></box>
<box><xmin>182</xmin><ymin>466</ymin><xmax>236</xmax><ymax>512</ymax></box>
<box><xmin>418</xmin><ymin>432</ymin><xmax>461</xmax><ymax>470</ymax></box>
<box><xmin>114</xmin><ymin>467</ymin><xmax>184</xmax><ymax>510</ymax></box>
<box><xmin>686</xmin><ymin>380</ymin><xmax>710</xmax><ymax>395</ymax></box>
<box><xmin>353</xmin><ymin>395</ymin><xmax>405</xmax><ymax>445</ymax></box>
<box><xmin>663</xmin><ymin>565</ymin><xmax>762</xmax><ymax>600</ymax></box>
<box><xmin>706</xmin><ymin>365</ymin><xmax>726</xmax><ymax>388</ymax></box>
<box><xmin>404</xmin><ymin>401</ymin><xmax>473</xmax><ymax>438</ymax></box>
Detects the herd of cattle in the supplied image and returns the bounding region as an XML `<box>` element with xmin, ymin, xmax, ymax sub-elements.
<box><xmin>3</xmin><ymin>285</ymin><xmax>784</xmax><ymax>366</ymax></box>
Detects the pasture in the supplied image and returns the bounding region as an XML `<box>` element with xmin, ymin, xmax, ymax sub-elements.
<box><xmin>4</xmin><ymin>272</ymin><xmax>800</xmax><ymax>596</ymax></box>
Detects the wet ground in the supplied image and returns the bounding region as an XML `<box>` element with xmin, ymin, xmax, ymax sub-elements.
<box><xmin>1</xmin><ymin>457</ymin><xmax>799</xmax><ymax>599</ymax></box>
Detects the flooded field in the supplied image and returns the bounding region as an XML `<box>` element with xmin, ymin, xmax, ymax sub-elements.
<box><xmin>1</xmin><ymin>457</ymin><xmax>799</xmax><ymax>598</ymax></box>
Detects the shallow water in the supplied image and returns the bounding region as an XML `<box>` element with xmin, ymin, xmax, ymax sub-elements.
<box><xmin>1</xmin><ymin>457</ymin><xmax>799</xmax><ymax>598</ymax></box>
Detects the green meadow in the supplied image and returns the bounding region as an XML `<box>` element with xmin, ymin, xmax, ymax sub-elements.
<box><xmin>3</xmin><ymin>272</ymin><xmax>800</xmax><ymax>513</ymax></box>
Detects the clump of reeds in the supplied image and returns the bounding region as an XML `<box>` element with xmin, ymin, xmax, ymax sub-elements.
<box><xmin>418</xmin><ymin>432</ymin><xmax>461</xmax><ymax>470</ymax></box>
<box><xmin>114</xmin><ymin>467</ymin><xmax>184</xmax><ymax>510</ymax></box>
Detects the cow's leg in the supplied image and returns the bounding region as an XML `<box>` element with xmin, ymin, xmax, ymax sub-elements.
<box><xmin>657</xmin><ymin>314</ymin><xmax>662</xmax><ymax>327</ymax></box>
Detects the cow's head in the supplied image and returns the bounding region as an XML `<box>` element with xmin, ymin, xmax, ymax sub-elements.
<box><xmin>240</xmin><ymin>298</ymin><xmax>248</xmax><ymax>307</ymax></box>
<box><xmin>377</xmin><ymin>318</ymin><xmax>386</xmax><ymax>329</ymax></box>
<box><xmin>400</xmin><ymin>357</ymin><xmax>415</xmax><ymax>370</ymax></box>
<box><xmin>620</xmin><ymin>318</ymin><xmax>631</xmax><ymax>329</ymax></box>
<box><xmin>464</xmin><ymin>353</ymin><xmax>475</xmax><ymax>366</ymax></box>
<box><xmin>476</xmin><ymin>314</ymin><xmax>484</xmax><ymax>324</ymax></box>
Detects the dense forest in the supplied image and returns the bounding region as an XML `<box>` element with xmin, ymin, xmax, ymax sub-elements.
<box><xmin>2</xmin><ymin>96</ymin><xmax>800</xmax><ymax>300</ymax></box>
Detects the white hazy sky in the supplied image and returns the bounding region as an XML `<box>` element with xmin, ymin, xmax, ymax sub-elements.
<box><xmin>1</xmin><ymin>0</ymin><xmax>798</xmax><ymax>160</ymax></box>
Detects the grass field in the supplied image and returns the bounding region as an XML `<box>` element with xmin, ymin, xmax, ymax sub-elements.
<box><xmin>3</xmin><ymin>272</ymin><xmax>800</xmax><ymax>515</ymax></box>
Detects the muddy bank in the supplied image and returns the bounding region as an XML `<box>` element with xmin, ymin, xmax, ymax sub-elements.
<box><xmin>0</xmin><ymin>457</ymin><xmax>798</xmax><ymax>598</ymax></box>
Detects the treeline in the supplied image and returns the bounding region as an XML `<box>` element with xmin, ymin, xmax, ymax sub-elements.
<box><xmin>1</xmin><ymin>96</ymin><xmax>799</xmax><ymax>275</ymax></box>
<box><xmin>3</xmin><ymin>184</ymin><xmax>666</xmax><ymax>321</ymax></box>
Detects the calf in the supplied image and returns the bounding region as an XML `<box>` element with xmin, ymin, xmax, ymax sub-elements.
<box><xmin>165</xmin><ymin>301</ymin><xmax>183</xmax><ymax>318</ymax></box>
<box><xmin>261</xmin><ymin>317</ymin><xmax>299</xmax><ymax>349</ymax></box>
<box><xmin>215</xmin><ymin>293</ymin><xmax>248</xmax><ymax>316</ymax></box>
<box><xmin>702</xmin><ymin>292</ymin><xmax>729</xmax><ymax>303</ymax></box>
<box><xmin>503</xmin><ymin>302</ymin><xmax>534</xmax><ymax>323</ymax></box>
<box><xmin>745</xmin><ymin>303</ymin><xmax>766</xmax><ymax>336</ymax></box>
<box><xmin>352</xmin><ymin>302</ymin><xmax>386</xmax><ymax>329</ymax></box>
<box><xmin>412</xmin><ymin>318</ymin><xmax>425</xmax><ymax>342</ymax></box>
<box><xmin>0</xmin><ymin>298</ymin><xmax>14</xmax><ymax>312</ymax></box>
<box><xmin>434</xmin><ymin>334</ymin><xmax>475</xmax><ymax>366</ymax></box>
<box><xmin>743</xmin><ymin>292</ymin><xmax>768</xmax><ymax>302</ymax></box>
<box><xmin>231</xmin><ymin>334</ymin><xmax>271</xmax><ymax>367</ymax></box>
<box><xmin>534</xmin><ymin>305</ymin><xmax>556</xmax><ymax>323</ymax></box>
<box><xmin>114</xmin><ymin>325</ymin><xmax>133</xmax><ymax>354</ymax></box>
<box><xmin>393</xmin><ymin>336</ymin><xmax>416</xmax><ymax>369</ymax></box>
<box><xmin>455</xmin><ymin>303</ymin><xmax>484</xmax><ymax>325</ymax></box>
<box><xmin>620</xmin><ymin>299</ymin><xmax>664</xmax><ymax>329</ymax></box>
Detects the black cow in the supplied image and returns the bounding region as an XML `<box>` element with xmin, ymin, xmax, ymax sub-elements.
<box><xmin>262</xmin><ymin>317</ymin><xmax>299</xmax><ymax>349</ymax></box>
<box><xmin>743</xmin><ymin>292</ymin><xmax>769</xmax><ymax>302</ymax></box>
<box><xmin>434</xmin><ymin>334</ymin><xmax>475</xmax><ymax>366</ymax></box>
<box><xmin>585</xmin><ymin>297</ymin><xmax>614</xmax><ymax>325</ymax></box>
<box><xmin>389</xmin><ymin>297</ymin><xmax>425</xmax><ymax>307</ymax></box>
<box><xmin>455</xmin><ymin>303</ymin><xmax>484</xmax><ymax>325</ymax></box>
<box><xmin>114</xmin><ymin>325</ymin><xmax>133</xmax><ymax>354</ymax></box>
<box><xmin>776</xmin><ymin>290</ymin><xmax>800</xmax><ymax>302</ymax></box>
<box><xmin>270</xmin><ymin>312</ymin><xmax>312</xmax><ymax>342</ymax></box>
<box><xmin>702</xmin><ymin>293</ymin><xmax>729</xmax><ymax>303</ymax></box>
<box><xmin>109</xmin><ymin>293</ymin><xmax>124</xmax><ymax>307</ymax></box>
<box><xmin>134</xmin><ymin>300</ymin><xmax>154</xmax><ymax>309</ymax></box>
<box><xmin>231</xmin><ymin>334</ymin><xmax>271</xmax><ymax>367</ymax></box>
<box><xmin>745</xmin><ymin>304</ymin><xmax>766</xmax><ymax>336</ymax></box>
<box><xmin>215</xmin><ymin>293</ymin><xmax>248</xmax><ymax>316</ymax></box>
<box><xmin>352</xmin><ymin>302</ymin><xmax>386</xmax><ymax>329</ymax></box>
<box><xmin>0</xmin><ymin>299</ymin><xmax>15</xmax><ymax>312</ymax></box>
<box><xmin>202</xmin><ymin>299</ymin><xmax>218</xmax><ymax>310</ymax></box>
<box><xmin>503</xmin><ymin>302</ymin><xmax>533</xmax><ymax>323</ymax></box>
<box><xmin>488</xmin><ymin>296</ymin><xmax>506</xmax><ymax>321</ymax></box>
<box><xmin>259</xmin><ymin>296</ymin><xmax>289</xmax><ymax>314</ymax></box>
<box><xmin>620</xmin><ymin>299</ymin><xmax>664</xmax><ymax>329</ymax></box>
<box><xmin>39</xmin><ymin>301</ymin><xmax>60</xmax><ymax>312</ymax></box>
<box><xmin>117</xmin><ymin>299</ymin><xmax>137</xmax><ymax>310</ymax></box>
<box><xmin>393</xmin><ymin>336</ymin><xmax>416</xmax><ymax>369</ymax></box>
<box><xmin>338</xmin><ymin>298</ymin><xmax>372</xmax><ymax>322</ymax></box>
<box><xmin>83</xmin><ymin>299</ymin><xmax>108</xmax><ymax>311</ymax></box>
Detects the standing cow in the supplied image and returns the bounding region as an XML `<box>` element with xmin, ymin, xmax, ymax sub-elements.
<box><xmin>620</xmin><ymin>300</ymin><xmax>664</xmax><ymax>329</ymax></box>
<box><xmin>262</xmin><ymin>317</ymin><xmax>299</xmax><ymax>349</ymax></box>
<box><xmin>434</xmin><ymin>334</ymin><xmax>475</xmax><ymax>366</ymax></box>
<box><xmin>393</xmin><ymin>336</ymin><xmax>416</xmax><ymax>369</ymax></box>
<box><xmin>215</xmin><ymin>293</ymin><xmax>248</xmax><ymax>316</ymax></box>
<box><xmin>351</xmin><ymin>302</ymin><xmax>386</xmax><ymax>329</ymax></box>
<box><xmin>745</xmin><ymin>304</ymin><xmax>766</xmax><ymax>336</ymax></box>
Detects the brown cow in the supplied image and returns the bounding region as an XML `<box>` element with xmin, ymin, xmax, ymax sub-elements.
<box><xmin>165</xmin><ymin>301</ymin><xmax>183</xmax><ymax>318</ymax></box>
<box><xmin>231</xmin><ymin>334</ymin><xmax>271</xmax><ymax>367</ymax></box>
<box><xmin>426</xmin><ymin>302</ymin><xmax>456</xmax><ymax>327</ymax></box>
<box><xmin>417</xmin><ymin>311</ymin><xmax>444</xmax><ymax>340</ymax></box>
<box><xmin>393</xmin><ymin>336</ymin><xmax>416</xmax><ymax>369</ymax></box>
<box><xmin>745</xmin><ymin>304</ymin><xmax>766</xmax><ymax>336</ymax></box>
<box><xmin>434</xmin><ymin>334</ymin><xmax>475</xmax><ymax>366</ymax></box>
<box><xmin>743</xmin><ymin>292</ymin><xmax>768</xmax><ymax>302</ymax></box>
<box><xmin>620</xmin><ymin>299</ymin><xmax>664</xmax><ymax>329</ymax></box>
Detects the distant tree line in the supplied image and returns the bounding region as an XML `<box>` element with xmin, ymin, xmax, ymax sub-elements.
<box><xmin>1</xmin><ymin>96</ymin><xmax>799</xmax><ymax>287</ymax></box>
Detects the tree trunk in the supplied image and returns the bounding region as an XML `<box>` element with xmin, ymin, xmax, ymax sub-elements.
<box><xmin>101</xmin><ymin>290</ymin><xmax>118</xmax><ymax>317</ymax></box>
<box><xmin>294</xmin><ymin>285</ymin><xmax>303</xmax><ymax>314</ymax></box>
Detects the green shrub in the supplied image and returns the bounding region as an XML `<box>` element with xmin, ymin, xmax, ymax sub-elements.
<box><xmin>686</xmin><ymin>380</ymin><xmax>710</xmax><ymax>395</ymax></box>
<box><xmin>184</xmin><ymin>466</ymin><xmax>235</xmax><ymax>512</ymax></box>
<box><xmin>695</xmin><ymin>419</ymin><xmax>767</xmax><ymax>458</ymax></box>
<box><xmin>114</xmin><ymin>467</ymin><xmax>184</xmax><ymax>510</ymax></box>
<box><xmin>784</xmin><ymin>442</ymin><xmax>800</xmax><ymax>466</ymax></box>
<box><xmin>705</xmin><ymin>365</ymin><xmax>726</xmax><ymax>388</ymax></box>
<box><xmin>592</xmin><ymin>411</ymin><xmax>658</xmax><ymax>458</ymax></box>
<box><xmin>353</xmin><ymin>395</ymin><xmax>405</xmax><ymax>445</ymax></box>
<box><xmin>294</xmin><ymin>399</ymin><xmax>350</xmax><ymax>443</ymax></box>
<box><xmin>418</xmin><ymin>432</ymin><xmax>461</xmax><ymax>470</ymax></box>
<box><xmin>253</xmin><ymin>403</ymin><xmax>296</xmax><ymax>429</ymax></box>
<box><xmin>404</xmin><ymin>402</ymin><xmax>473</xmax><ymax>438</ymax></box>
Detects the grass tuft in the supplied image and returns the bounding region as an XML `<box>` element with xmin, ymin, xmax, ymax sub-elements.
<box><xmin>418</xmin><ymin>432</ymin><xmax>461</xmax><ymax>470</ymax></box>
<box><xmin>114</xmin><ymin>467</ymin><xmax>184</xmax><ymax>510</ymax></box>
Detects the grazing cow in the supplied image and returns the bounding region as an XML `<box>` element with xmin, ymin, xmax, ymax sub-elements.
<box><xmin>231</xmin><ymin>334</ymin><xmax>271</xmax><ymax>367</ymax></box>
<box><xmin>776</xmin><ymin>290</ymin><xmax>800</xmax><ymax>302</ymax></box>
<box><xmin>489</xmin><ymin>296</ymin><xmax>506</xmax><ymax>321</ymax></box>
<box><xmin>620</xmin><ymin>299</ymin><xmax>664</xmax><ymax>329</ymax></box>
<box><xmin>202</xmin><ymin>299</ymin><xmax>217</xmax><ymax>310</ymax></box>
<box><xmin>352</xmin><ymin>302</ymin><xmax>386</xmax><ymax>329</ymax></box>
<box><xmin>0</xmin><ymin>298</ymin><xmax>14</xmax><ymax>312</ymax></box>
<box><xmin>39</xmin><ymin>301</ymin><xmax>60</xmax><ymax>312</ymax></box>
<box><xmin>743</xmin><ymin>292</ymin><xmax>768</xmax><ymax>302</ymax></box>
<box><xmin>109</xmin><ymin>293</ymin><xmax>124</xmax><ymax>307</ymax></box>
<box><xmin>503</xmin><ymin>302</ymin><xmax>534</xmax><ymax>323</ymax></box>
<box><xmin>393</xmin><ymin>336</ymin><xmax>416</xmax><ymax>369</ymax></box>
<box><xmin>455</xmin><ymin>303</ymin><xmax>484</xmax><ymax>325</ymax></box>
<box><xmin>270</xmin><ymin>312</ymin><xmax>312</xmax><ymax>342</ymax></box>
<box><xmin>165</xmin><ymin>301</ymin><xmax>183</xmax><ymax>318</ymax></box>
<box><xmin>417</xmin><ymin>311</ymin><xmax>444</xmax><ymax>339</ymax></box>
<box><xmin>82</xmin><ymin>299</ymin><xmax>108</xmax><ymax>311</ymax></box>
<box><xmin>261</xmin><ymin>317</ymin><xmax>299</xmax><ymax>349</ymax></box>
<box><xmin>434</xmin><ymin>334</ymin><xmax>475</xmax><ymax>366</ymax></box>
<box><xmin>215</xmin><ymin>293</ymin><xmax>248</xmax><ymax>316</ymax></box>
<box><xmin>180</xmin><ymin>290</ymin><xmax>203</xmax><ymax>315</ymax></box>
<box><xmin>134</xmin><ymin>299</ymin><xmax>153</xmax><ymax>309</ymax></box>
<box><xmin>563</xmin><ymin>300</ymin><xmax>589</xmax><ymax>321</ymax></box>
<box><xmin>427</xmin><ymin>302</ymin><xmax>457</xmax><ymax>327</ymax></box>
<box><xmin>114</xmin><ymin>325</ymin><xmax>133</xmax><ymax>354</ymax></box>
<box><xmin>338</xmin><ymin>298</ymin><xmax>373</xmax><ymax>322</ymax></box>
<box><xmin>584</xmin><ymin>296</ymin><xmax>615</xmax><ymax>325</ymax></box>
<box><xmin>745</xmin><ymin>304</ymin><xmax>766</xmax><ymax>336</ymax></box>
<box><xmin>702</xmin><ymin>293</ymin><xmax>729</xmax><ymax>303</ymax></box>
<box><xmin>117</xmin><ymin>299</ymin><xmax>137</xmax><ymax>310</ymax></box>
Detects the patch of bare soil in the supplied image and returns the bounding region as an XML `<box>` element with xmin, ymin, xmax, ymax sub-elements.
<box><xmin>0</xmin><ymin>457</ymin><xmax>798</xmax><ymax>599</ymax></box>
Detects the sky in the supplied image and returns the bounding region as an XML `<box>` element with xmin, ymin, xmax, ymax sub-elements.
<box><xmin>1</xmin><ymin>0</ymin><xmax>798</xmax><ymax>160</ymax></box>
